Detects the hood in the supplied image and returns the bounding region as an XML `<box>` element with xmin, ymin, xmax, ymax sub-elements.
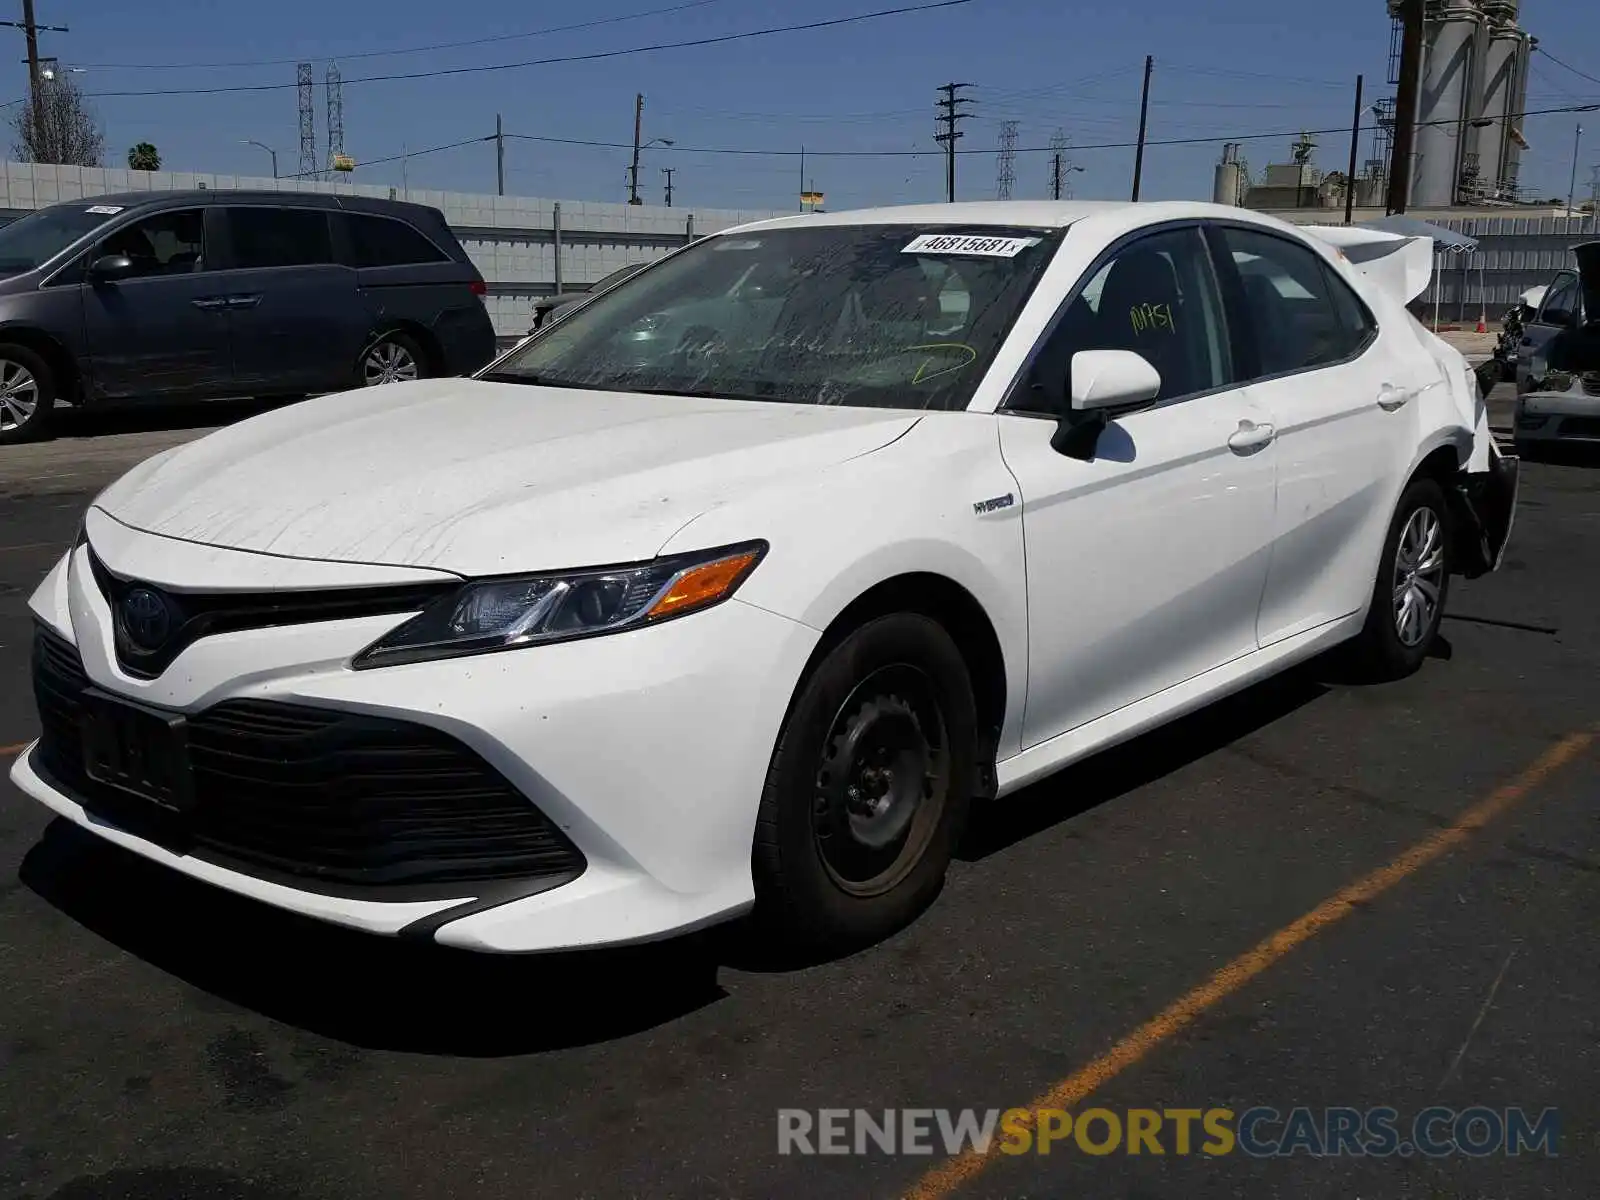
<box><xmin>92</xmin><ymin>379</ymin><xmax>921</xmax><ymax>576</ymax></box>
<box><xmin>1577</xmin><ymin>241</ymin><xmax>1600</xmax><ymax>326</ymax></box>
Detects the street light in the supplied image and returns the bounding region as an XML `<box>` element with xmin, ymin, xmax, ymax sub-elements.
<box><xmin>242</xmin><ymin>139</ymin><xmax>278</xmax><ymax>179</ymax></box>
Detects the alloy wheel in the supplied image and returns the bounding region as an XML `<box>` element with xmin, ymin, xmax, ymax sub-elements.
<box><xmin>1392</xmin><ymin>505</ymin><xmax>1445</xmax><ymax>647</ymax></box>
<box><xmin>362</xmin><ymin>340</ymin><xmax>419</xmax><ymax>386</ymax></box>
<box><xmin>0</xmin><ymin>358</ymin><xmax>40</xmax><ymax>433</ymax></box>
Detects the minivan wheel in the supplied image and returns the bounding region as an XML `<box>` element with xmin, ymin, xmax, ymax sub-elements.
<box><xmin>1346</xmin><ymin>476</ymin><xmax>1451</xmax><ymax>681</ymax></box>
<box><xmin>358</xmin><ymin>332</ymin><xmax>426</xmax><ymax>387</ymax></box>
<box><xmin>0</xmin><ymin>343</ymin><xmax>56</xmax><ymax>444</ymax></box>
<box><xmin>753</xmin><ymin>613</ymin><xmax>977</xmax><ymax>952</ymax></box>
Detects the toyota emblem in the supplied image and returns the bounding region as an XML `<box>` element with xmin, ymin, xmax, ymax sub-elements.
<box><xmin>120</xmin><ymin>587</ymin><xmax>172</xmax><ymax>652</ymax></box>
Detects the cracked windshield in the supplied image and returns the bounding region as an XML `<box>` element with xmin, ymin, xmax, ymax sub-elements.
<box><xmin>487</xmin><ymin>224</ymin><xmax>1059</xmax><ymax>410</ymax></box>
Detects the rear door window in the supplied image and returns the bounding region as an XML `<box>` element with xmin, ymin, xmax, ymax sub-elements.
<box><xmin>226</xmin><ymin>207</ymin><xmax>333</xmax><ymax>269</ymax></box>
<box><xmin>345</xmin><ymin>214</ymin><xmax>448</xmax><ymax>268</ymax></box>
<box><xmin>1216</xmin><ymin>226</ymin><xmax>1374</xmax><ymax>377</ymax></box>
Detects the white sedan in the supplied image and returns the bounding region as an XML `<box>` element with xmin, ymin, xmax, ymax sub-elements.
<box><xmin>16</xmin><ymin>201</ymin><xmax>1519</xmax><ymax>954</ymax></box>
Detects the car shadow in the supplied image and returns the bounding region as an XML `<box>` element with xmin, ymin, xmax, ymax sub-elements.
<box><xmin>955</xmin><ymin>664</ymin><xmax>1332</xmax><ymax>863</ymax></box>
<box><xmin>14</xmin><ymin>649</ymin><xmax>1396</xmax><ymax>1046</ymax></box>
<box><xmin>18</xmin><ymin>821</ymin><xmax>727</xmax><ymax>1057</ymax></box>
<box><xmin>50</xmin><ymin>397</ymin><xmax>293</xmax><ymax>439</ymax></box>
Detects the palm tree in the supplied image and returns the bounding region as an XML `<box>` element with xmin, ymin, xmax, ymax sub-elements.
<box><xmin>127</xmin><ymin>142</ymin><xmax>160</xmax><ymax>171</ymax></box>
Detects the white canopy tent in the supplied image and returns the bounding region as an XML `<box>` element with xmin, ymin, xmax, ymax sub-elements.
<box><xmin>1357</xmin><ymin>215</ymin><xmax>1483</xmax><ymax>331</ymax></box>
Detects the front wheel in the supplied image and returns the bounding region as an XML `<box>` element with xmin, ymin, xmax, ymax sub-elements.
<box><xmin>1347</xmin><ymin>476</ymin><xmax>1451</xmax><ymax>681</ymax></box>
<box><xmin>357</xmin><ymin>331</ymin><xmax>427</xmax><ymax>388</ymax></box>
<box><xmin>753</xmin><ymin>613</ymin><xmax>978</xmax><ymax>952</ymax></box>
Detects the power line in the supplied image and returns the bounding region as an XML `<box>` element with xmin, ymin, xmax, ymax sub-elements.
<box><xmin>1537</xmin><ymin>47</ymin><xmax>1600</xmax><ymax>90</ymax></box>
<box><xmin>73</xmin><ymin>0</ymin><xmax>727</xmax><ymax>70</ymax></box>
<box><xmin>496</xmin><ymin>101</ymin><xmax>1600</xmax><ymax>160</ymax></box>
<box><xmin>78</xmin><ymin>0</ymin><xmax>974</xmax><ymax>100</ymax></box>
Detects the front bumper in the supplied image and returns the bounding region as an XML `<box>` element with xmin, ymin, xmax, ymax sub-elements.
<box><xmin>13</xmin><ymin>541</ymin><xmax>820</xmax><ymax>952</ymax></box>
<box><xmin>1514</xmin><ymin>384</ymin><xmax>1600</xmax><ymax>444</ymax></box>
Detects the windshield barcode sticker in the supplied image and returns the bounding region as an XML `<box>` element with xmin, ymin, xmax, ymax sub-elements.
<box><xmin>85</xmin><ymin>205</ymin><xmax>123</xmax><ymax>214</ymax></box>
<box><xmin>902</xmin><ymin>233</ymin><xmax>1040</xmax><ymax>257</ymax></box>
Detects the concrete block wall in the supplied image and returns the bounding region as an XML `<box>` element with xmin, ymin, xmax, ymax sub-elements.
<box><xmin>0</xmin><ymin>160</ymin><xmax>788</xmax><ymax>336</ymax></box>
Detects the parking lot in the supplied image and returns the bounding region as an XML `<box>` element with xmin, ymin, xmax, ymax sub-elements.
<box><xmin>1</xmin><ymin>385</ymin><xmax>1596</xmax><ymax>1200</ymax></box>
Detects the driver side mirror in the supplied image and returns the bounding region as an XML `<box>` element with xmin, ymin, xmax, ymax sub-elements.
<box><xmin>88</xmin><ymin>254</ymin><xmax>135</xmax><ymax>282</ymax></box>
<box><xmin>1049</xmin><ymin>349</ymin><xmax>1162</xmax><ymax>461</ymax></box>
<box><xmin>1069</xmin><ymin>349</ymin><xmax>1162</xmax><ymax>411</ymax></box>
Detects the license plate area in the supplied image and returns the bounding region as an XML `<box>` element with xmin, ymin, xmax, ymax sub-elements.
<box><xmin>81</xmin><ymin>688</ymin><xmax>194</xmax><ymax>814</ymax></box>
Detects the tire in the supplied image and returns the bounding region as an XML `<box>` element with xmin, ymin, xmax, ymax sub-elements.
<box><xmin>356</xmin><ymin>331</ymin><xmax>428</xmax><ymax>388</ymax></box>
<box><xmin>752</xmin><ymin>613</ymin><xmax>978</xmax><ymax>952</ymax></box>
<box><xmin>1347</xmin><ymin>476</ymin><xmax>1451</xmax><ymax>682</ymax></box>
<box><xmin>0</xmin><ymin>342</ymin><xmax>56</xmax><ymax>445</ymax></box>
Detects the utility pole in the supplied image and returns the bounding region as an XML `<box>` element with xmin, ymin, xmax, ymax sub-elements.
<box><xmin>662</xmin><ymin>167</ymin><xmax>675</xmax><ymax>207</ymax></box>
<box><xmin>1130</xmin><ymin>55</ymin><xmax>1154</xmax><ymax>201</ymax></box>
<box><xmin>1386</xmin><ymin>0</ymin><xmax>1423</xmax><ymax>214</ymax></box>
<box><xmin>1</xmin><ymin>0</ymin><xmax>69</xmax><ymax>159</ymax></box>
<box><xmin>1345</xmin><ymin>73</ymin><xmax>1365</xmax><ymax>225</ymax></box>
<box><xmin>1567</xmin><ymin>123</ymin><xmax>1583</xmax><ymax>217</ymax></box>
<box><xmin>934</xmin><ymin>82</ymin><xmax>973</xmax><ymax>203</ymax></box>
<box><xmin>799</xmin><ymin>145</ymin><xmax>805</xmax><ymax>212</ymax></box>
<box><xmin>496</xmin><ymin>113</ymin><xmax>505</xmax><ymax>196</ymax></box>
<box><xmin>995</xmin><ymin>119</ymin><xmax>1018</xmax><ymax>200</ymax></box>
<box><xmin>628</xmin><ymin>92</ymin><xmax>645</xmax><ymax>205</ymax></box>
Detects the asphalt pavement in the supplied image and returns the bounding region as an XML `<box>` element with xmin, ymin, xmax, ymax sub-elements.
<box><xmin>1</xmin><ymin>386</ymin><xmax>1596</xmax><ymax>1200</ymax></box>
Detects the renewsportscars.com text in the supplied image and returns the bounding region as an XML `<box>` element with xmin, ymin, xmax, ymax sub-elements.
<box><xmin>776</xmin><ymin>1106</ymin><xmax>1559</xmax><ymax>1158</ymax></box>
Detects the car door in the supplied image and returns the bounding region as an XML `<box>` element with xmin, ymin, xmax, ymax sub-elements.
<box><xmin>1208</xmin><ymin>222</ymin><xmax>1424</xmax><ymax>646</ymax></box>
<box><xmin>1517</xmin><ymin>270</ymin><xmax>1580</xmax><ymax>393</ymax></box>
<box><xmin>996</xmin><ymin>224</ymin><xmax>1278</xmax><ymax>747</ymax></box>
<box><xmin>213</xmin><ymin>205</ymin><xmax>370</xmax><ymax>394</ymax></box>
<box><xmin>80</xmin><ymin>205</ymin><xmax>234</xmax><ymax>400</ymax></box>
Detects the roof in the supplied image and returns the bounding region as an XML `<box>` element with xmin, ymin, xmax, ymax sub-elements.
<box><xmin>722</xmin><ymin>199</ymin><xmax>1321</xmax><ymax>236</ymax></box>
<box><xmin>43</xmin><ymin>190</ymin><xmax>441</xmax><ymax>217</ymax></box>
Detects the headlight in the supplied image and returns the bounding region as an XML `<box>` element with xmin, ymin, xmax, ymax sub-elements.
<box><xmin>352</xmin><ymin>540</ymin><xmax>767</xmax><ymax>669</ymax></box>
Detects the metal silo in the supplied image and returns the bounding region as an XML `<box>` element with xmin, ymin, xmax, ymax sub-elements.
<box><xmin>1413</xmin><ymin>0</ymin><xmax>1485</xmax><ymax>208</ymax></box>
<box><xmin>1501</xmin><ymin>31</ymin><xmax>1534</xmax><ymax>198</ymax></box>
<box><xmin>1213</xmin><ymin>143</ymin><xmax>1245</xmax><ymax>206</ymax></box>
<box><xmin>1476</xmin><ymin>0</ymin><xmax>1527</xmax><ymax>200</ymax></box>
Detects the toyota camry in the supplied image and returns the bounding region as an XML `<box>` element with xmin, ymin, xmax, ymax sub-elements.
<box><xmin>16</xmin><ymin>201</ymin><xmax>1519</xmax><ymax>954</ymax></box>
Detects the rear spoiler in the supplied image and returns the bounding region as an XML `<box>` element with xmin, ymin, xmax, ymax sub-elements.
<box><xmin>1299</xmin><ymin>225</ymin><xmax>1434</xmax><ymax>306</ymax></box>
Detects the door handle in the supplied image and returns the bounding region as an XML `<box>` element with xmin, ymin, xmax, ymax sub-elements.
<box><xmin>227</xmin><ymin>294</ymin><xmax>262</xmax><ymax>310</ymax></box>
<box><xmin>1377</xmin><ymin>384</ymin><xmax>1417</xmax><ymax>411</ymax></box>
<box><xmin>190</xmin><ymin>297</ymin><xmax>227</xmax><ymax>310</ymax></box>
<box><xmin>1227</xmin><ymin>420</ymin><xmax>1276</xmax><ymax>453</ymax></box>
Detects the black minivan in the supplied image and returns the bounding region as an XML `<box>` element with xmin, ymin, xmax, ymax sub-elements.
<box><xmin>0</xmin><ymin>190</ymin><xmax>498</xmax><ymax>443</ymax></box>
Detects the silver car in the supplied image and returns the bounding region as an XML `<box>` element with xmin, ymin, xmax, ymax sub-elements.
<box><xmin>1513</xmin><ymin>242</ymin><xmax>1600</xmax><ymax>455</ymax></box>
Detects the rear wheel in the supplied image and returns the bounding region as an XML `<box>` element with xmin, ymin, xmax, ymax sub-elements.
<box><xmin>1347</xmin><ymin>476</ymin><xmax>1451</xmax><ymax>681</ymax></box>
<box><xmin>753</xmin><ymin>613</ymin><xmax>977</xmax><ymax>952</ymax></box>
<box><xmin>0</xmin><ymin>343</ymin><xmax>56</xmax><ymax>445</ymax></box>
<box><xmin>357</xmin><ymin>331</ymin><xmax>427</xmax><ymax>388</ymax></box>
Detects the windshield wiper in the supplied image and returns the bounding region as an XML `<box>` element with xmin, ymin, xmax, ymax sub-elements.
<box><xmin>477</xmin><ymin>371</ymin><xmax>593</xmax><ymax>389</ymax></box>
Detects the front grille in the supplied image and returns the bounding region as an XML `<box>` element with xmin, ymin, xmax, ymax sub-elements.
<box><xmin>31</xmin><ymin>624</ymin><xmax>586</xmax><ymax>898</ymax></box>
<box><xmin>87</xmin><ymin>549</ymin><xmax>455</xmax><ymax>679</ymax></box>
<box><xmin>1557</xmin><ymin>415</ymin><xmax>1600</xmax><ymax>439</ymax></box>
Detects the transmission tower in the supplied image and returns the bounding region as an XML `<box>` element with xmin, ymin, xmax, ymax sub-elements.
<box><xmin>1049</xmin><ymin>128</ymin><xmax>1073</xmax><ymax>199</ymax></box>
<box><xmin>934</xmin><ymin>82</ymin><xmax>974</xmax><ymax>203</ymax></box>
<box><xmin>995</xmin><ymin>120</ymin><xmax>1019</xmax><ymax>200</ymax></box>
<box><xmin>325</xmin><ymin>62</ymin><xmax>344</xmax><ymax>179</ymax></box>
<box><xmin>296</xmin><ymin>62</ymin><xmax>316</xmax><ymax>180</ymax></box>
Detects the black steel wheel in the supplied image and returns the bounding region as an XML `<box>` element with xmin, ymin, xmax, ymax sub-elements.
<box><xmin>754</xmin><ymin>613</ymin><xmax>977</xmax><ymax>951</ymax></box>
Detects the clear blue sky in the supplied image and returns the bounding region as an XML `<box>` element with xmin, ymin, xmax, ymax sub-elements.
<box><xmin>16</xmin><ymin>0</ymin><xmax>1600</xmax><ymax>212</ymax></box>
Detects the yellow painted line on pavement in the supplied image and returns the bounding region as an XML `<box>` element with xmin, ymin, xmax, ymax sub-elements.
<box><xmin>905</xmin><ymin>726</ymin><xmax>1597</xmax><ymax>1200</ymax></box>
